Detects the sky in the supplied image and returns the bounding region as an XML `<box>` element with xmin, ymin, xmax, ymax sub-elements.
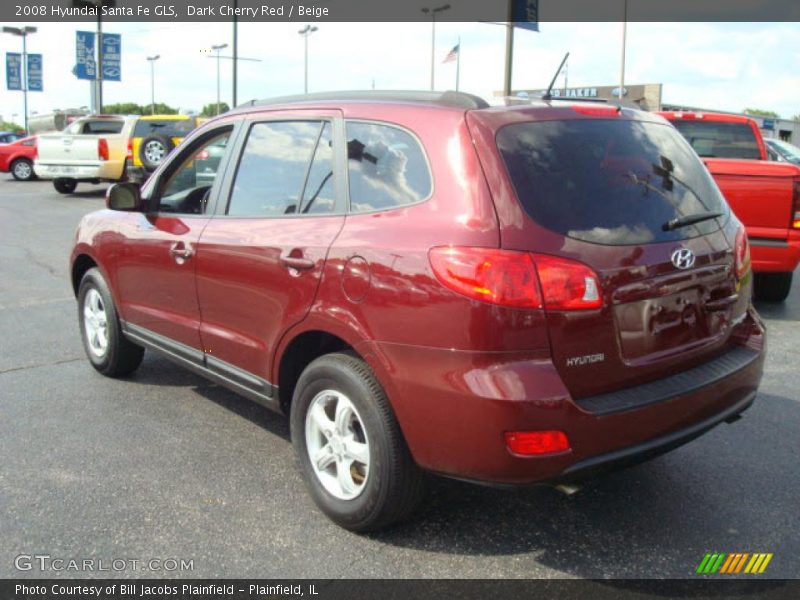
<box><xmin>1</xmin><ymin>21</ymin><xmax>799</xmax><ymax>124</ymax></box>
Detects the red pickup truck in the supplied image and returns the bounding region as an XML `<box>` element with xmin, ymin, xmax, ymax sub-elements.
<box><xmin>658</xmin><ymin>111</ymin><xmax>800</xmax><ymax>302</ymax></box>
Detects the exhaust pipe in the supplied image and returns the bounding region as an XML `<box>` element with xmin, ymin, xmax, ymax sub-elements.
<box><xmin>554</xmin><ymin>483</ymin><xmax>581</xmax><ymax>496</ymax></box>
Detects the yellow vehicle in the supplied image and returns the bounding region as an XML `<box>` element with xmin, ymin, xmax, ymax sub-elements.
<box><xmin>126</xmin><ymin>115</ymin><xmax>200</xmax><ymax>182</ymax></box>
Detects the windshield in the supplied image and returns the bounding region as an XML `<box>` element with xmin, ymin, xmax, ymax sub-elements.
<box><xmin>496</xmin><ymin>118</ymin><xmax>730</xmax><ymax>246</ymax></box>
<box><xmin>669</xmin><ymin>120</ymin><xmax>761</xmax><ymax>159</ymax></box>
<box><xmin>769</xmin><ymin>139</ymin><xmax>800</xmax><ymax>162</ymax></box>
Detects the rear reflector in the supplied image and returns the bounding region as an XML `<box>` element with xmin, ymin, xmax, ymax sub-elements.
<box><xmin>734</xmin><ymin>226</ymin><xmax>751</xmax><ymax>280</ymax></box>
<box><xmin>505</xmin><ymin>431</ymin><xmax>570</xmax><ymax>456</ymax></box>
<box><xmin>429</xmin><ymin>247</ymin><xmax>603</xmax><ymax>311</ymax></box>
<box><xmin>98</xmin><ymin>138</ymin><xmax>109</xmax><ymax>161</ymax></box>
<box><xmin>126</xmin><ymin>140</ymin><xmax>133</xmax><ymax>160</ymax></box>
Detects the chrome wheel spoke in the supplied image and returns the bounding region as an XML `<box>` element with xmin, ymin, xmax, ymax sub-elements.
<box><xmin>336</xmin><ymin>459</ymin><xmax>358</xmax><ymax>496</ymax></box>
<box><xmin>309</xmin><ymin>401</ymin><xmax>334</xmax><ymax>434</ymax></box>
<box><xmin>334</xmin><ymin>399</ymin><xmax>354</xmax><ymax>436</ymax></box>
<box><xmin>345</xmin><ymin>439</ymin><xmax>369</xmax><ymax>466</ymax></box>
<box><xmin>313</xmin><ymin>444</ymin><xmax>336</xmax><ymax>471</ymax></box>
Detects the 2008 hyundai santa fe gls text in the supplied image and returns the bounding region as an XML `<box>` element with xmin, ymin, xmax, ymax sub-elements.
<box><xmin>70</xmin><ymin>91</ymin><xmax>766</xmax><ymax>531</ymax></box>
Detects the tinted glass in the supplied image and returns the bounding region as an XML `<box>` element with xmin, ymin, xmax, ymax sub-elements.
<box><xmin>497</xmin><ymin>119</ymin><xmax>729</xmax><ymax>246</ymax></box>
<box><xmin>84</xmin><ymin>120</ymin><xmax>124</xmax><ymax>134</ymax></box>
<box><xmin>768</xmin><ymin>139</ymin><xmax>800</xmax><ymax>164</ymax></box>
<box><xmin>670</xmin><ymin>120</ymin><xmax>760</xmax><ymax>159</ymax></box>
<box><xmin>300</xmin><ymin>122</ymin><xmax>336</xmax><ymax>214</ymax></box>
<box><xmin>159</xmin><ymin>130</ymin><xmax>232</xmax><ymax>214</ymax></box>
<box><xmin>346</xmin><ymin>122</ymin><xmax>431</xmax><ymax>212</ymax></box>
<box><xmin>134</xmin><ymin>118</ymin><xmax>195</xmax><ymax>138</ymax></box>
<box><xmin>228</xmin><ymin>121</ymin><xmax>321</xmax><ymax>216</ymax></box>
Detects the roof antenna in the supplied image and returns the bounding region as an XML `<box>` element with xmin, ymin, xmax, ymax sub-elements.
<box><xmin>542</xmin><ymin>52</ymin><xmax>570</xmax><ymax>101</ymax></box>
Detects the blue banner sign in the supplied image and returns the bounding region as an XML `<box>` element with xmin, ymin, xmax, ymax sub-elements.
<box><xmin>513</xmin><ymin>0</ymin><xmax>539</xmax><ymax>31</ymax></box>
<box><xmin>75</xmin><ymin>31</ymin><xmax>96</xmax><ymax>80</ymax></box>
<box><xmin>6</xmin><ymin>52</ymin><xmax>22</xmax><ymax>91</ymax></box>
<box><xmin>27</xmin><ymin>54</ymin><xmax>43</xmax><ymax>91</ymax></box>
<box><xmin>101</xmin><ymin>32</ymin><xmax>121</xmax><ymax>82</ymax></box>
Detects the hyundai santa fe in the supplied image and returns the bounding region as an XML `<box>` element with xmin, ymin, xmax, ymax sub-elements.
<box><xmin>70</xmin><ymin>91</ymin><xmax>765</xmax><ymax>531</ymax></box>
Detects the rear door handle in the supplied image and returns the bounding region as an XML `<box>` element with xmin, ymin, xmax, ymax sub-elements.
<box><xmin>280</xmin><ymin>256</ymin><xmax>315</xmax><ymax>271</ymax></box>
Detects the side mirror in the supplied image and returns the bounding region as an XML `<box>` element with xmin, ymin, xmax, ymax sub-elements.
<box><xmin>106</xmin><ymin>182</ymin><xmax>143</xmax><ymax>211</ymax></box>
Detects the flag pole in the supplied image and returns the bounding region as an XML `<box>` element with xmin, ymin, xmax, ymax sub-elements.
<box><xmin>455</xmin><ymin>36</ymin><xmax>460</xmax><ymax>91</ymax></box>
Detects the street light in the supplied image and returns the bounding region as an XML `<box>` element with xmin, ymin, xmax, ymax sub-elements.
<box><xmin>146</xmin><ymin>55</ymin><xmax>160</xmax><ymax>115</ymax></box>
<box><xmin>2</xmin><ymin>26</ymin><xmax>37</xmax><ymax>134</ymax></box>
<box><xmin>211</xmin><ymin>43</ymin><xmax>228</xmax><ymax>115</ymax></box>
<box><xmin>297</xmin><ymin>25</ymin><xmax>318</xmax><ymax>94</ymax></box>
<box><xmin>421</xmin><ymin>4</ymin><xmax>450</xmax><ymax>91</ymax></box>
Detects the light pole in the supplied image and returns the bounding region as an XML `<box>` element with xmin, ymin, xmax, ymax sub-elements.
<box><xmin>620</xmin><ymin>0</ymin><xmax>628</xmax><ymax>101</ymax></box>
<box><xmin>421</xmin><ymin>4</ymin><xmax>450</xmax><ymax>91</ymax></box>
<box><xmin>2</xmin><ymin>26</ymin><xmax>37</xmax><ymax>134</ymax></box>
<box><xmin>146</xmin><ymin>55</ymin><xmax>160</xmax><ymax>115</ymax></box>
<box><xmin>212</xmin><ymin>43</ymin><xmax>228</xmax><ymax>115</ymax></box>
<box><xmin>298</xmin><ymin>25</ymin><xmax>318</xmax><ymax>94</ymax></box>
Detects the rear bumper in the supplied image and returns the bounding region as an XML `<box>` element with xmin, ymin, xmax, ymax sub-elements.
<box><xmin>366</xmin><ymin>308</ymin><xmax>766</xmax><ymax>485</ymax></box>
<box><xmin>34</xmin><ymin>161</ymin><xmax>123</xmax><ymax>181</ymax></box>
<box><xmin>749</xmin><ymin>229</ymin><xmax>800</xmax><ymax>273</ymax></box>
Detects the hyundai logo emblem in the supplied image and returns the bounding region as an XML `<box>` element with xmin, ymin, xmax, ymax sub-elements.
<box><xmin>671</xmin><ymin>248</ymin><xmax>696</xmax><ymax>270</ymax></box>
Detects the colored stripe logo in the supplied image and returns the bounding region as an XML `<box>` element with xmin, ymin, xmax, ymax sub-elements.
<box><xmin>696</xmin><ymin>553</ymin><xmax>773</xmax><ymax>574</ymax></box>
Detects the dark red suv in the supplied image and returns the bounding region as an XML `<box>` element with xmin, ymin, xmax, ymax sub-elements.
<box><xmin>70</xmin><ymin>91</ymin><xmax>765</xmax><ymax>531</ymax></box>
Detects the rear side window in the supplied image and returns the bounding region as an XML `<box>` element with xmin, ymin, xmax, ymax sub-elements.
<box><xmin>496</xmin><ymin>119</ymin><xmax>729</xmax><ymax>246</ymax></box>
<box><xmin>83</xmin><ymin>120</ymin><xmax>124</xmax><ymax>134</ymax></box>
<box><xmin>669</xmin><ymin>120</ymin><xmax>761</xmax><ymax>159</ymax></box>
<box><xmin>134</xmin><ymin>119</ymin><xmax>195</xmax><ymax>138</ymax></box>
<box><xmin>227</xmin><ymin>120</ymin><xmax>323</xmax><ymax>217</ymax></box>
<box><xmin>346</xmin><ymin>121</ymin><xmax>431</xmax><ymax>213</ymax></box>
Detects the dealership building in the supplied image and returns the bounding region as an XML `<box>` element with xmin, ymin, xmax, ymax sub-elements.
<box><xmin>500</xmin><ymin>83</ymin><xmax>799</xmax><ymax>144</ymax></box>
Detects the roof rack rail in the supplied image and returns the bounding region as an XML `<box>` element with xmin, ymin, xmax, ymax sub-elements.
<box><xmin>236</xmin><ymin>90</ymin><xmax>490</xmax><ymax>111</ymax></box>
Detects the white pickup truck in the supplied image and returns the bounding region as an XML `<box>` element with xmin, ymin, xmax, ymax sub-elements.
<box><xmin>34</xmin><ymin>115</ymin><xmax>137</xmax><ymax>194</ymax></box>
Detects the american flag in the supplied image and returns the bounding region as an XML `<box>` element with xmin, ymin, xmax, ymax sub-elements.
<box><xmin>442</xmin><ymin>44</ymin><xmax>460</xmax><ymax>64</ymax></box>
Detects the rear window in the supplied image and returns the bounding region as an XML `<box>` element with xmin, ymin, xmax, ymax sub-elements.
<box><xmin>134</xmin><ymin>118</ymin><xmax>195</xmax><ymax>138</ymax></box>
<box><xmin>669</xmin><ymin>120</ymin><xmax>760</xmax><ymax>159</ymax></box>
<box><xmin>496</xmin><ymin>118</ymin><xmax>729</xmax><ymax>246</ymax></box>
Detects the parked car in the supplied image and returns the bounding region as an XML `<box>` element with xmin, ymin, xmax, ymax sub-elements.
<box><xmin>0</xmin><ymin>131</ymin><xmax>26</xmax><ymax>144</ymax></box>
<box><xmin>658</xmin><ymin>111</ymin><xmax>800</xmax><ymax>302</ymax></box>
<box><xmin>765</xmin><ymin>138</ymin><xmax>800</xmax><ymax>166</ymax></box>
<box><xmin>71</xmin><ymin>91</ymin><xmax>765</xmax><ymax>531</ymax></box>
<box><xmin>34</xmin><ymin>115</ymin><xmax>136</xmax><ymax>194</ymax></box>
<box><xmin>126</xmin><ymin>114</ymin><xmax>199</xmax><ymax>183</ymax></box>
<box><xmin>0</xmin><ymin>135</ymin><xmax>37</xmax><ymax>181</ymax></box>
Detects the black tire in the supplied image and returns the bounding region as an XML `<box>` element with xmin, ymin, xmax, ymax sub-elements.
<box><xmin>139</xmin><ymin>134</ymin><xmax>174</xmax><ymax>172</ymax></box>
<box><xmin>754</xmin><ymin>272</ymin><xmax>793</xmax><ymax>303</ymax></box>
<box><xmin>78</xmin><ymin>268</ymin><xmax>144</xmax><ymax>377</ymax></box>
<box><xmin>53</xmin><ymin>178</ymin><xmax>77</xmax><ymax>194</ymax></box>
<box><xmin>290</xmin><ymin>352</ymin><xmax>424</xmax><ymax>532</ymax></box>
<box><xmin>10</xmin><ymin>158</ymin><xmax>35</xmax><ymax>181</ymax></box>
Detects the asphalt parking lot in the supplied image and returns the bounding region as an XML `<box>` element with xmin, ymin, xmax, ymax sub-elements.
<box><xmin>1</xmin><ymin>178</ymin><xmax>798</xmax><ymax>579</ymax></box>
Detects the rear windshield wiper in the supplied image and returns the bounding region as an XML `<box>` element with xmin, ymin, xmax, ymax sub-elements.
<box><xmin>662</xmin><ymin>211</ymin><xmax>723</xmax><ymax>231</ymax></box>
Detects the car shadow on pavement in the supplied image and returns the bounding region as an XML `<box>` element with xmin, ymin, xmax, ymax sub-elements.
<box><xmin>66</xmin><ymin>188</ymin><xmax>108</xmax><ymax>199</ymax></box>
<box><xmin>754</xmin><ymin>298</ymin><xmax>800</xmax><ymax>322</ymax></box>
<box><xmin>365</xmin><ymin>392</ymin><xmax>799</xmax><ymax>579</ymax></box>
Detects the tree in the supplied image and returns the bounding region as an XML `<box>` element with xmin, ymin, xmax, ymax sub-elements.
<box><xmin>103</xmin><ymin>102</ymin><xmax>179</xmax><ymax>115</ymax></box>
<box><xmin>743</xmin><ymin>108</ymin><xmax>780</xmax><ymax>118</ymax></box>
<box><xmin>200</xmin><ymin>102</ymin><xmax>230</xmax><ymax>117</ymax></box>
<box><xmin>0</xmin><ymin>120</ymin><xmax>24</xmax><ymax>133</ymax></box>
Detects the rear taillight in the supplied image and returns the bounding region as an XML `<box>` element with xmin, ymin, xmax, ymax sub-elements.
<box><xmin>534</xmin><ymin>254</ymin><xmax>603</xmax><ymax>310</ymax></box>
<box><xmin>792</xmin><ymin>179</ymin><xmax>800</xmax><ymax>230</ymax></box>
<box><xmin>428</xmin><ymin>247</ymin><xmax>602</xmax><ymax>311</ymax></box>
<box><xmin>505</xmin><ymin>430</ymin><xmax>570</xmax><ymax>456</ymax></box>
<box><xmin>98</xmin><ymin>138</ymin><xmax>109</xmax><ymax>161</ymax></box>
<box><xmin>734</xmin><ymin>227</ymin><xmax>751</xmax><ymax>281</ymax></box>
<box><xmin>428</xmin><ymin>247</ymin><xmax>541</xmax><ymax>309</ymax></box>
<box><xmin>126</xmin><ymin>140</ymin><xmax>133</xmax><ymax>160</ymax></box>
<box><xmin>195</xmin><ymin>149</ymin><xmax>210</xmax><ymax>160</ymax></box>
